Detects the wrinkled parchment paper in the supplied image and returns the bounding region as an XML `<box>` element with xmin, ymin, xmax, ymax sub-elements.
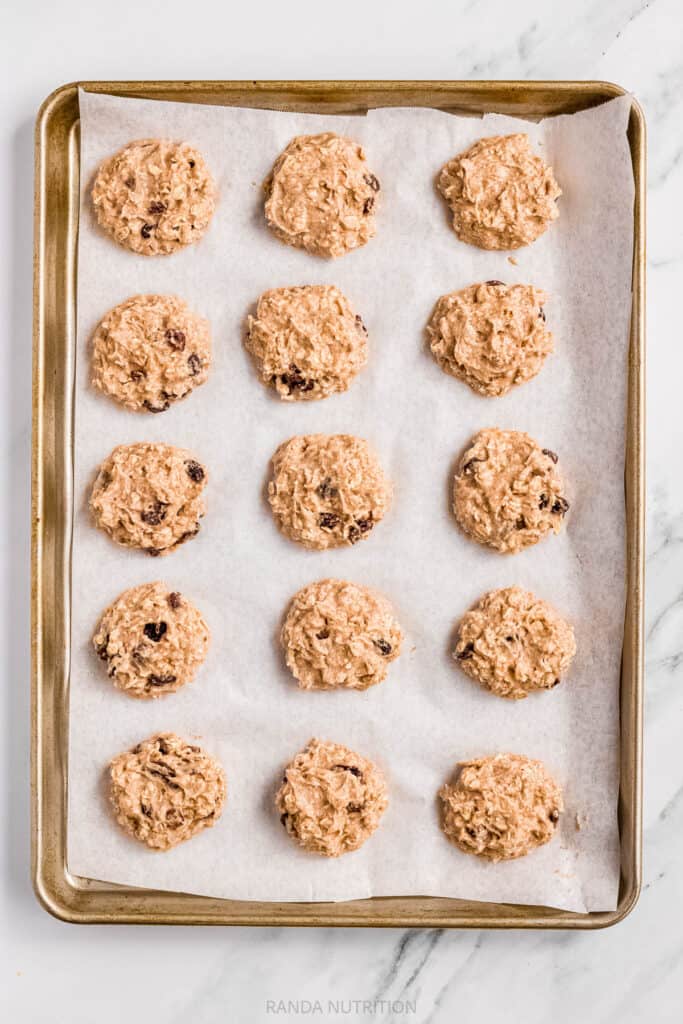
<box><xmin>68</xmin><ymin>89</ymin><xmax>634</xmax><ymax>911</ymax></box>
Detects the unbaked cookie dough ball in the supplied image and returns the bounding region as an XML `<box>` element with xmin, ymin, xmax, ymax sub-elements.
<box><xmin>453</xmin><ymin>429</ymin><xmax>568</xmax><ymax>554</ymax></box>
<box><xmin>281</xmin><ymin>579</ymin><xmax>403</xmax><ymax>691</ymax></box>
<box><xmin>90</xmin><ymin>442</ymin><xmax>207</xmax><ymax>556</ymax></box>
<box><xmin>264</xmin><ymin>133</ymin><xmax>380</xmax><ymax>258</ymax></box>
<box><xmin>93</xmin><ymin>582</ymin><xmax>210</xmax><ymax>699</ymax></box>
<box><xmin>109</xmin><ymin>733</ymin><xmax>226</xmax><ymax>850</ymax></box>
<box><xmin>91</xmin><ymin>294</ymin><xmax>211</xmax><ymax>412</ymax></box>
<box><xmin>92</xmin><ymin>139</ymin><xmax>217</xmax><ymax>256</ymax></box>
<box><xmin>245</xmin><ymin>285</ymin><xmax>368</xmax><ymax>401</ymax></box>
<box><xmin>276</xmin><ymin>738</ymin><xmax>388</xmax><ymax>856</ymax></box>
<box><xmin>427</xmin><ymin>281</ymin><xmax>552</xmax><ymax>397</ymax></box>
<box><xmin>437</xmin><ymin>133</ymin><xmax>561</xmax><ymax>250</ymax></box>
<box><xmin>453</xmin><ymin>586</ymin><xmax>576</xmax><ymax>699</ymax></box>
<box><xmin>439</xmin><ymin>753</ymin><xmax>563</xmax><ymax>861</ymax></box>
<box><xmin>268</xmin><ymin>434</ymin><xmax>392</xmax><ymax>550</ymax></box>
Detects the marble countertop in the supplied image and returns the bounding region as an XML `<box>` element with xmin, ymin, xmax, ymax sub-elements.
<box><xmin>2</xmin><ymin>0</ymin><xmax>681</xmax><ymax>1020</ymax></box>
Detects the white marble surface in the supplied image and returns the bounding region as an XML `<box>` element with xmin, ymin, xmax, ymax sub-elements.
<box><xmin>2</xmin><ymin>0</ymin><xmax>681</xmax><ymax>1020</ymax></box>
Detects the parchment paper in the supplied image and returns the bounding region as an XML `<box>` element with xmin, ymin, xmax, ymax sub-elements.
<box><xmin>68</xmin><ymin>89</ymin><xmax>634</xmax><ymax>911</ymax></box>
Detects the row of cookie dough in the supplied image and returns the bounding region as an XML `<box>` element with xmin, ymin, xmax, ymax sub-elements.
<box><xmin>94</xmin><ymin>580</ymin><xmax>575</xmax><ymax>702</ymax></box>
<box><xmin>110</xmin><ymin>734</ymin><xmax>563</xmax><ymax>863</ymax></box>
<box><xmin>91</xmin><ymin>280</ymin><xmax>553</xmax><ymax>414</ymax></box>
<box><xmin>89</xmin><ymin>430</ymin><xmax>569</xmax><ymax>556</ymax></box>
<box><xmin>92</xmin><ymin>132</ymin><xmax>560</xmax><ymax>259</ymax></box>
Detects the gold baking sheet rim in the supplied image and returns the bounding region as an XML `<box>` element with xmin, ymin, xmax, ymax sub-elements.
<box><xmin>32</xmin><ymin>80</ymin><xmax>645</xmax><ymax>928</ymax></box>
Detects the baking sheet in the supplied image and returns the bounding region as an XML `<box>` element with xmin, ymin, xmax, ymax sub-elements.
<box><xmin>68</xmin><ymin>89</ymin><xmax>634</xmax><ymax>912</ymax></box>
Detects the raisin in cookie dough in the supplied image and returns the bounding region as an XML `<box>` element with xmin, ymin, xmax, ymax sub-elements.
<box><xmin>93</xmin><ymin>582</ymin><xmax>210</xmax><ymax>699</ymax></box>
<box><xmin>109</xmin><ymin>733</ymin><xmax>226</xmax><ymax>850</ymax></box>
<box><xmin>245</xmin><ymin>285</ymin><xmax>368</xmax><ymax>401</ymax></box>
<box><xmin>268</xmin><ymin>434</ymin><xmax>392</xmax><ymax>550</ymax></box>
<box><xmin>90</xmin><ymin>442</ymin><xmax>207</xmax><ymax>556</ymax></box>
<box><xmin>437</xmin><ymin>133</ymin><xmax>561</xmax><ymax>250</ymax></box>
<box><xmin>276</xmin><ymin>738</ymin><xmax>388</xmax><ymax>857</ymax></box>
<box><xmin>439</xmin><ymin>753</ymin><xmax>563</xmax><ymax>861</ymax></box>
<box><xmin>453</xmin><ymin>429</ymin><xmax>568</xmax><ymax>554</ymax></box>
<box><xmin>427</xmin><ymin>281</ymin><xmax>552</xmax><ymax>397</ymax></box>
<box><xmin>91</xmin><ymin>139</ymin><xmax>217</xmax><ymax>256</ymax></box>
<box><xmin>91</xmin><ymin>294</ymin><xmax>211</xmax><ymax>412</ymax></box>
<box><xmin>264</xmin><ymin>133</ymin><xmax>380</xmax><ymax>258</ymax></box>
<box><xmin>454</xmin><ymin>586</ymin><xmax>576</xmax><ymax>700</ymax></box>
<box><xmin>281</xmin><ymin>579</ymin><xmax>403</xmax><ymax>691</ymax></box>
